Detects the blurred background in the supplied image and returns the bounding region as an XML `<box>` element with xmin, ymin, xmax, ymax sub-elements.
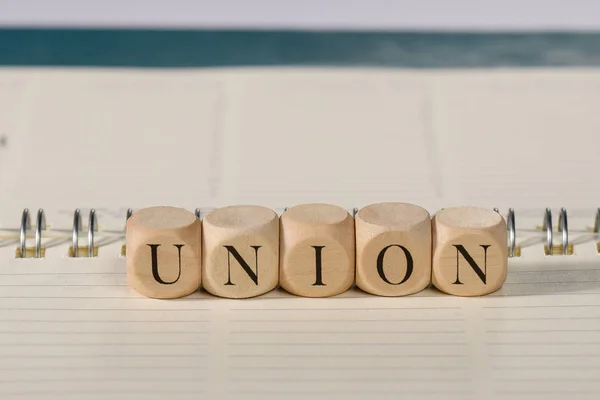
<box><xmin>2</xmin><ymin>2</ymin><xmax>600</xmax><ymax>400</ymax></box>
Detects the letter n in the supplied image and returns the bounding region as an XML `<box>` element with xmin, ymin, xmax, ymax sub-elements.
<box><xmin>452</xmin><ymin>244</ymin><xmax>490</xmax><ymax>285</ymax></box>
<box><xmin>223</xmin><ymin>245</ymin><xmax>261</xmax><ymax>286</ymax></box>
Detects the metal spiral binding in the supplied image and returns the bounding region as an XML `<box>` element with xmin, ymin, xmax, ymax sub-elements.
<box><xmin>71</xmin><ymin>209</ymin><xmax>82</xmax><ymax>257</ymax></box>
<box><xmin>70</xmin><ymin>209</ymin><xmax>98</xmax><ymax>257</ymax></box>
<box><xmin>558</xmin><ymin>208</ymin><xmax>569</xmax><ymax>256</ymax></box>
<box><xmin>541</xmin><ymin>207</ymin><xmax>572</xmax><ymax>256</ymax></box>
<box><xmin>542</xmin><ymin>208</ymin><xmax>553</xmax><ymax>254</ymax></box>
<box><xmin>19</xmin><ymin>209</ymin><xmax>31</xmax><ymax>258</ymax></box>
<box><xmin>35</xmin><ymin>210</ymin><xmax>46</xmax><ymax>258</ymax></box>
<box><xmin>88</xmin><ymin>209</ymin><xmax>98</xmax><ymax>257</ymax></box>
<box><xmin>495</xmin><ymin>207</ymin><xmax>519</xmax><ymax>258</ymax></box>
<box><xmin>506</xmin><ymin>208</ymin><xmax>517</xmax><ymax>257</ymax></box>
<box><xmin>120</xmin><ymin>209</ymin><xmax>133</xmax><ymax>257</ymax></box>
<box><xmin>18</xmin><ymin>208</ymin><xmax>46</xmax><ymax>258</ymax></box>
<box><xmin>10</xmin><ymin>205</ymin><xmax>592</xmax><ymax>259</ymax></box>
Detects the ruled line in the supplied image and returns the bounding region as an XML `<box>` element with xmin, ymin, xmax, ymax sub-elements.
<box><xmin>0</xmin><ymin>319</ymin><xmax>212</xmax><ymax>325</ymax></box>
<box><xmin>491</xmin><ymin>354</ymin><xmax>600</xmax><ymax>358</ymax></box>
<box><xmin>486</xmin><ymin>329</ymin><xmax>600</xmax><ymax>333</ymax></box>
<box><xmin>494</xmin><ymin>378</ymin><xmax>600</xmax><ymax>382</ymax></box>
<box><xmin>484</xmin><ymin>317</ymin><xmax>600</xmax><ymax>321</ymax></box>
<box><xmin>0</xmin><ymin>297</ymin><xmax>144</xmax><ymax>299</ymax></box>
<box><xmin>0</xmin><ymin>377</ymin><xmax>209</xmax><ymax>383</ymax></box>
<box><xmin>229</xmin><ymin>318</ymin><xmax>463</xmax><ymax>323</ymax></box>
<box><xmin>0</xmin><ymin>273</ymin><xmax>127</xmax><ymax>275</ymax></box>
<box><xmin>505</xmin><ymin>280</ymin><xmax>600</xmax><ymax>285</ymax></box>
<box><xmin>228</xmin><ymin>354</ymin><xmax>467</xmax><ymax>359</ymax></box>
<box><xmin>0</xmin><ymin>284</ymin><xmax>129</xmax><ymax>287</ymax></box>
<box><xmin>492</xmin><ymin>366</ymin><xmax>600</xmax><ymax>371</ymax></box>
<box><xmin>0</xmin><ymin>320</ymin><xmax>211</xmax><ymax>323</ymax></box>
<box><xmin>228</xmin><ymin>342</ymin><xmax>467</xmax><ymax>346</ymax></box>
<box><xmin>487</xmin><ymin>341</ymin><xmax>600</xmax><ymax>345</ymax></box>
<box><xmin>229</xmin><ymin>377</ymin><xmax>471</xmax><ymax>382</ymax></box>
<box><xmin>483</xmin><ymin>305</ymin><xmax>600</xmax><ymax>309</ymax></box>
<box><xmin>487</xmin><ymin>292</ymin><xmax>600</xmax><ymax>297</ymax></box>
<box><xmin>229</xmin><ymin>307</ymin><xmax>462</xmax><ymax>311</ymax></box>
<box><xmin>509</xmin><ymin>269</ymin><xmax>600</xmax><ymax>273</ymax></box>
<box><xmin>1</xmin><ymin>390</ymin><xmax>206</xmax><ymax>396</ymax></box>
<box><xmin>228</xmin><ymin>390</ymin><xmax>472</xmax><ymax>395</ymax></box>
<box><xmin>0</xmin><ymin>308</ymin><xmax>211</xmax><ymax>311</ymax></box>
<box><xmin>228</xmin><ymin>366</ymin><xmax>470</xmax><ymax>371</ymax></box>
<box><xmin>0</xmin><ymin>343</ymin><xmax>208</xmax><ymax>346</ymax></box>
<box><xmin>497</xmin><ymin>390</ymin><xmax>600</xmax><ymax>395</ymax></box>
<box><xmin>230</xmin><ymin>330</ymin><xmax>465</xmax><ymax>334</ymax></box>
<box><xmin>0</xmin><ymin>366</ymin><xmax>208</xmax><ymax>371</ymax></box>
<box><xmin>0</xmin><ymin>331</ymin><xmax>209</xmax><ymax>334</ymax></box>
<box><xmin>0</xmin><ymin>355</ymin><xmax>208</xmax><ymax>359</ymax></box>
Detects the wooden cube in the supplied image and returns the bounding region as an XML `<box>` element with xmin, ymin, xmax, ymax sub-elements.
<box><xmin>355</xmin><ymin>202</ymin><xmax>431</xmax><ymax>296</ymax></box>
<box><xmin>280</xmin><ymin>203</ymin><xmax>355</xmax><ymax>297</ymax></box>
<box><xmin>202</xmin><ymin>205</ymin><xmax>279</xmax><ymax>298</ymax></box>
<box><xmin>126</xmin><ymin>206</ymin><xmax>202</xmax><ymax>299</ymax></box>
<box><xmin>432</xmin><ymin>206</ymin><xmax>507</xmax><ymax>296</ymax></box>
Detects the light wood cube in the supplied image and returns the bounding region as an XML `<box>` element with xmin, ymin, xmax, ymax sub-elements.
<box><xmin>432</xmin><ymin>206</ymin><xmax>507</xmax><ymax>296</ymax></box>
<box><xmin>355</xmin><ymin>202</ymin><xmax>431</xmax><ymax>296</ymax></box>
<box><xmin>280</xmin><ymin>203</ymin><xmax>355</xmax><ymax>297</ymax></box>
<box><xmin>202</xmin><ymin>205</ymin><xmax>279</xmax><ymax>299</ymax></box>
<box><xmin>126</xmin><ymin>206</ymin><xmax>202</xmax><ymax>299</ymax></box>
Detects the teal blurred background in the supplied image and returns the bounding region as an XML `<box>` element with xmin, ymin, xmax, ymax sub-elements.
<box><xmin>1</xmin><ymin>29</ymin><xmax>600</xmax><ymax>68</ymax></box>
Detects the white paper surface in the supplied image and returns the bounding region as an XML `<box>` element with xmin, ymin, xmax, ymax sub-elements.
<box><xmin>1</xmin><ymin>67</ymin><xmax>600</xmax><ymax>399</ymax></box>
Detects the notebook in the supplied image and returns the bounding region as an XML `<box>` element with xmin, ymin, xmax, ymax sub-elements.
<box><xmin>2</xmin><ymin>35</ymin><xmax>600</xmax><ymax>399</ymax></box>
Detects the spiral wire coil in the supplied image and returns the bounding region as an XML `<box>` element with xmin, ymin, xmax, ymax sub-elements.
<box><xmin>12</xmin><ymin>206</ymin><xmax>594</xmax><ymax>259</ymax></box>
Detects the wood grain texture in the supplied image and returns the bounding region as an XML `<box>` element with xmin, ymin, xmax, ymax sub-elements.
<box><xmin>126</xmin><ymin>206</ymin><xmax>202</xmax><ymax>299</ymax></box>
<box><xmin>355</xmin><ymin>202</ymin><xmax>431</xmax><ymax>296</ymax></box>
<box><xmin>202</xmin><ymin>205</ymin><xmax>279</xmax><ymax>299</ymax></box>
<box><xmin>432</xmin><ymin>206</ymin><xmax>507</xmax><ymax>297</ymax></box>
<box><xmin>279</xmin><ymin>203</ymin><xmax>355</xmax><ymax>297</ymax></box>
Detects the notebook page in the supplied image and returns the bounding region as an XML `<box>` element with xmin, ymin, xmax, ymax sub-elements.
<box><xmin>1</xmin><ymin>211</ymin><xmax>600</xmax><ymax>400</ymax></box>
<box><xmin>1</xmin><ymin>67</ymin><xmax>600</xmax><ymax>399</ymax></box>
<box><xmin>2</xmin><ymin>68</ymin><xmax>600</xmax><ymax>216</ymax></box>
<box><xmin>0</xmin><ymin>69</ymin><xmax>226</xmax><ymax>229</ymax></box>
<box><xmin>198</xmin><ymin>68</ymin><xmax>600</xmax><ymax>213</ymax></box>
<box><xmin>219</xmin><ymin>70</ymin><xmax>441</xmax><ymax>211</ymax></box>
<box><xmin>431</xmin><ymin>69</ymin><xmax>600</xmax><ymax>211</ymax></box>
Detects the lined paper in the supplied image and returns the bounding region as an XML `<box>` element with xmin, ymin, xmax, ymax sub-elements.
<box><xmin>1</xmin><ymin>67</ymin><xmax>600</xmax><ymax>399</ymax></box>
<box><xmin>1</xmin><ymin>228</ymin><xmax>600</xmax><ymax>400</ymax></box>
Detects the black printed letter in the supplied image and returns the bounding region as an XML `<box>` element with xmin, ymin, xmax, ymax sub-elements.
<box><xmin>223</xmin><ymin>245</ymin><xmax>261</xmax><ymax>286</ymax></box>
<box><xmin>376</xmin><ymin>244</ymin><xmax>414</xmax><ymax>285</ymax></box>
<box><xmin>453</xmin><ymin>245</ymin><xmax>491</xmax><ymax>285</ymax></box>
<box><xmin>147</xmin><ymin>244</ymin><xmax>184</xmax><ymax>285</ymax></box>
<box><xmin>312</xmin><ymin>246</ymin><xmax>326</xmax><ymax>286</ymax></box>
